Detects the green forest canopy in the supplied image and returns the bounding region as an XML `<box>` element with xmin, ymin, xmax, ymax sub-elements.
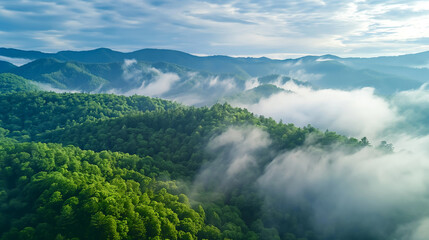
<box><xmin>0</xmin><ymin>89</ymin><xmax>373</xmax><ymax>240</ymax></box>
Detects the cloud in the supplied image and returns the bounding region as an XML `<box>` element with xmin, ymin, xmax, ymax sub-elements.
<box><xmin>244</xmin><ymin>77</ymin><xmax>260</xmax><ymax>90</ymax></box>
<box><xmin>405</xmin><ymin>218</ymin><xmax>429</xmax><ymax>240</ymax></box>
<box><xmin>208</xmin><ymin>76</ymin><xmax>236</xmax><ymax>90</ymax></box>
<box><xmin>388</xmin><ymin>84</ymin><xmax>429</xmax><ymax>135</ymax></box>
<box><xmin>169</xmin><ymin>93</ymin><xmax>205</xmax><ymax>106</ymax></box>
<box><xmin>0</xmin><ymin>56</ymin><xmax>32</xmax><ymax>66</ymax></box>
<box><xmin>392</xmin><ymin>83</ymin><xmax>429</xmax><ymax>106</ymax></box>
<box><xmin>114</xmin><ymin>59</ymin><xmax>183</xmax><ymax>97</ymax></box>
<box><xmin>257</xmin><ymin>135</ymin><xmax>429</xmax><ymax>239</ymax></box>
<box><xmin>193</xmin><ymin>114</ymin><xmax>429</xmax><ymax>239</ymax></box>
<box><xmin>232</xmin><ymin>83</ymin><xmax>398</xmax><ymax>138</ymax></box>
<box><xmin>164</xmin><ymin>73</ymin><xmax>241</xmax><ymax>106</ymax></box>
<box><xmin>194</xmin><ymin>127</ymin><xmax>271</xmax><ymax>191</ymax></box>
<box><xmin>287</xmin><ymin>69</ymin><xmax>323</xmax><ymax>82</ymax></box>
<box><xmin>121</xmin><ymin>59</ymin><xmax>142</xmax><ymax>82</ymax></box>
<box><xmin>2</xmin><ymin>0</ymin><xmax>429</xmax><ymax>56</ymax></box>
<box><xmin>277</xmin><ymin>60</ymin><xmax>324</xmax><ymax>83</ymax></box>
<box><xmin>123</xmin><ymin>66</ymin><xmax>180</xmax><ymax>97</ymax></box>
<box><xmin>217</xmin><ymin>79</ymin><xmax>429</xmax><ymax>237</ymax></box>
<box><xmin>33</xmin><ymin>82</ymin><xmax>81</xmax><ymax>93</ymax></box>
<box><xmin>110</xmin><ymin>62</ymin><xmax>242</xmax><ymax>106</ymax></box>
<box><xmin>231</xmin><ymin>77</ymin><xmax>429</xmax><ymax>141</ymax></box>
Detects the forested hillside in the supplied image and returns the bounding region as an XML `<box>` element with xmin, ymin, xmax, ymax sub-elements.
<box><xmin>38</xmin><ymin>103</ymin><xmax>365</xmax><ymax>179</ymax></box>
<box><xmin>0</xmin><ymin>92</ymin><xmax>179</xmax><ymax>141</ymax></box>
<box><xmin>0</xmin><ymin>81</ymin><xmax>376</xmax><ymax>239</ymax></box>
<box><xmin>0</xmin><ymin>141</ymin><xmax>210</xmax><ymax>240</ymax></box>
<box><xmin>0</xmin><ymin>73</ymin><xmax>40</xmax><ymax>94</ymax></box>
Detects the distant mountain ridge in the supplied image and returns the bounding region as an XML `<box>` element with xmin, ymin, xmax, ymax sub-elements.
<box><xmin>9</xmin><ymin>58</ymin><xmax>109</xmax><ymax>90</ymax></box>
<box><xmin>3</xmin><ymin>57</ymin><xmax>248</xmax><ymax>105</ymax></box>
<box><xmin>1</xmin><ymin>47</ymin><xmax>429</xmax><ymax>101</ymax></box>
<box><xmin>0</xmin><ymin>47</ymin><xmax>275</xmax><ymax>77</ymax></box>
<box><xmin>2</xmin><ymin>47</ymin><xmax>429</xmax><ymax>68</ymax></box>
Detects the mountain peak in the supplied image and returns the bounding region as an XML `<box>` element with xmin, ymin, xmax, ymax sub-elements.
<box><xmin>321</xmin><ymin>54</ymin><xmax>340</xmax><ymax>59</ymax></box>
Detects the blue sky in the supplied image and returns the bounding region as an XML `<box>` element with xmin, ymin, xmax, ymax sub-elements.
<box><xmin>1</xmin><ymin>0</ymin><xmax>429</xmax><ymax>58</ymax></box>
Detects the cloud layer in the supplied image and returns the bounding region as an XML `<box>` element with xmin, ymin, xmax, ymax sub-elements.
<box><xmin>258</xmin><ymin>135</ymin><xmax>429</xmax><ymax>239</ymax></box>
<box><xmin>2</xmin><ymin>0</ymin><xmax>429</xmax><ymax>57</ymax></box>
<box><xmin>233</xmin><ymin>81</ymin><xmax>398</xmax><ymax>139</ymax></box>
<box><xmin>197</xmin><ymin>122</ymin><xmax>429</xmax><ymax>239</ymax></box>
<box><xmin>109</xmin><ymin>59</ymin><xmax>243</xmax><ymax>105</ymax></box>
<box><xmin>121</xmin><ymin>62</ymin><xmax>180</xmax><ymax>97</ymax></box>
<box><xmin>194</xmin><ymin>127</ymin><xmax>271</xmax><ymax>191</ymax></box>
<box><xmin>193</xmin><ymin>68</ymin><xmax>429</xmax><ymax>238</ymax></box>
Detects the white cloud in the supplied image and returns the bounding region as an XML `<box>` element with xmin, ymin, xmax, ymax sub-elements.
<box><xmin>287</xmin><ymin>69</ymin><xmax>323</xmax><ymax>82</ymax></box>
<box><xmin>245</xmin><ymin>77</ymin><xmax>260</xmax><ymax>90</ymax></box>
<box><xmin>170</xmin><ymin>93</ymin><xmax>205</xmax><ymax>106</ymax></box>
<box><xmin>32</xmin><ymin>31</ymin><xmax>77</xmax><ymax>50</ymax></box>
<box><xmin>124</xmin><ymin>67</ymin><xmax>180</xmax><ymax>97</ymax></box>
<box><xmin>393</xmin><ymin>83</ymin><xmax>429</xmax><ymax>105</ymax></box>
<box><xmin>387</xmin><ymin>84</ymin><xmax>429</xmax><ymax>135</ymax></box>
<box><xmin>195</xmin><ymin>108</ymin><xmax>429</xmax><ymax>238</ymax></box>
<box><xmin>0</xmin><ymin>56</ymin><xmax>32</xmax><ymax>66</ymax></box>
<box><xmin>121</xmin><ymin>59</ymin><xmax>142</xmax><ymax>82</ymax></box>
<box><xmin>194</xmin><ymin>126</ymin><xmax>271</xmax><ymax>190</ymax></box>
<box><xmin>407</xmin><ymin>218</ymin><xmax>429</xmax><ymax>240</ymax></box>
<box><xmin>232</xmin><ymin>84</ymin><xmax>398</xmax><ymax>138</ymax></box>
<box><xmin>258</xmin><ymin>135</ymin><xmax>429</xmax><ymax>238</ymax></box>
<box><xmin>33</xmin><ymin>82</ymin><xmax>81</xmax><ymax>93</ymax></box>
<box><xmin>208</xmin><ymin>76</ymin><xmax>236</xmax><ymax>90</ymax></box>
<box><xmin>109</xmin><ymin>63</ymin><xmax>243</xmax><ymax>106</ymax></box>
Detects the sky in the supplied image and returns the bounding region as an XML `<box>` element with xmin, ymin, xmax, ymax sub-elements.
<box><xmin>1</xmin><ymin>0</ymin><xmax>429</xmax><ymax>58</ymax></box>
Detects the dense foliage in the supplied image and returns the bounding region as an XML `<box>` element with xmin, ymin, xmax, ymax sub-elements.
<box><xmin>0</xmin><ymin>73</ymin><xmax>40</xmax><ymax>94</ymax></box>
<box><xmin>0</xmin><ymin>86</ymin><xmax>371</xmax><ymax>239</ymax></box>
<box><xmin>39</xmin><ymin>103</ymin><xmax>364</xmax><ymax>179</ymax></box>
<box><xmin>0</xmin><ymin>141</ymin><xmax>211</xmax><ymax>240</ymax></box>
<box><xmin>0</xmin><ymin>92</ymin><xmax>180</xmax><ymax>141</ymax></box>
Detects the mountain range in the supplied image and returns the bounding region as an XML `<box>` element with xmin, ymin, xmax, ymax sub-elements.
<box><xmin>1</xmin><ymin>47</ymin><xmax>428</xmax><ymax>105</ymax></box>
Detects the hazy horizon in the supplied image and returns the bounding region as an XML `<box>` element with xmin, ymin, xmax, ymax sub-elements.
<box><xmin>2</xmin><ymin>0</ymin><xmax>429</xmax><ymax>58</ymax></box>
<box><xmin>3</xmin><ymin>46</ymin><xmax>429</xmax><ymax>61</ymax></box>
